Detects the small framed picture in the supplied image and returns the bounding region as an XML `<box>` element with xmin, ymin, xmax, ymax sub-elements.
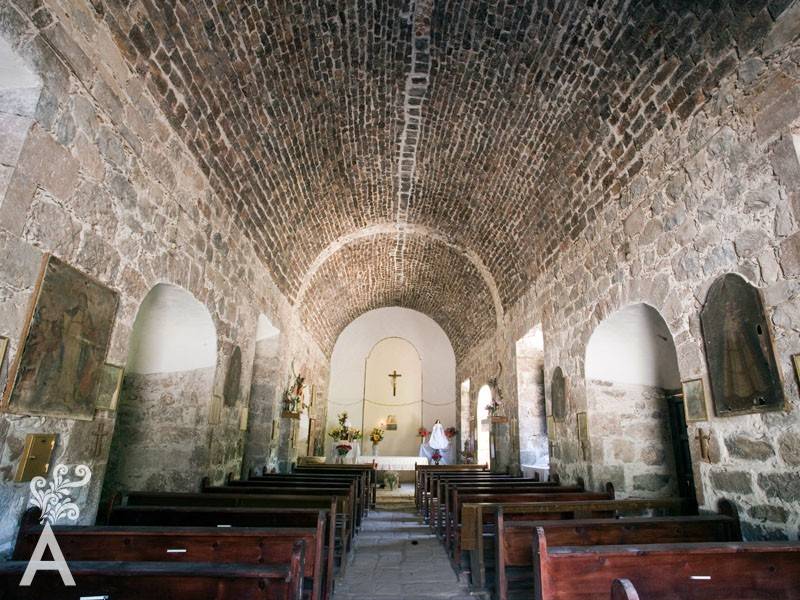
<box><xmin>209</xmin><ymin>394</ymin><xmax>223</xmax><ymax>425</ymax></box>
<box><xmin>682</xmin><ymin>378</ymin><xmax>709</xmax><ymax>423</ymax></box>
<box><xmin>546</xmin><ymin>415</ymin><xmax>555</xmax><ymax>436</ymax></box>
<box><xmin>239</xmin><ymin>406</ymin><xmax>249</xmax><ymax>431</ymax></box>
<box><xmin>793</xmin><ymin>354</ymin><xmax>800</xmax><ymax>386</ymax></box>
<box><xmin>95</xmin><ymin>363</ymin><xmax>124</xmax><ymax>411</ymax></box>
<box><xmin>576</xmin><ymin>412</ymin><xmax>588</xmax><ymax>442</ymax></box>
<box><xmin>0</xmin><ymin>336</ymin><xmax>9</xmax><ymax>392</ymax></box>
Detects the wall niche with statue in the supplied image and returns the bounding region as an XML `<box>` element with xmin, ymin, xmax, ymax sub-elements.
<box><xmin>700</xmin><ymin>273</ymin><xmax>785</xmax><ymax>416</ymax></box>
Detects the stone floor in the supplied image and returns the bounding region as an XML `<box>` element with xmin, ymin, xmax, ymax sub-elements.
<box><xmin>332</xmin><ymin>499</ymin><xmax>475</xmax><ymax>599</ymax></box>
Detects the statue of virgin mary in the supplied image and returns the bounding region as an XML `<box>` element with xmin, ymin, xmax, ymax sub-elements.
<box><xmin>429</xmin><ymin>419</ymin><xmax>449</xmax><ymax>450</ymax></box>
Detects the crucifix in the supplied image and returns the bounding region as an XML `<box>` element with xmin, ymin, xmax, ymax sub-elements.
<box><xmin>388</xmin><ymin>370</ymin><xmax>402</xmax><ymax>396</ymax></box>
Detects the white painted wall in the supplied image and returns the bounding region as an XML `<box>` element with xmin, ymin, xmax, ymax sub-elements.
<box><xmin>0</xmin><ymin>37</ymin><xmax>40</xmax><ymax>90</ymax></box>
<box><xmin>327</xmin><ymin>307</ymin><xmax>457</xmax><ymax>455</ymax></box>
<box><xmin>127</xmin><ymin>283</ymin><xmax>217</xmax><ymax>374</ymax></box>
<box><xmin>585</xmin><ymin>303</ymin><xmax>681</xmax><ymax>389</ymax></box>
<box><xmin>363</xmin><ymin>338</ymin><xmax>423</xmax><ymax>455</ymax></box>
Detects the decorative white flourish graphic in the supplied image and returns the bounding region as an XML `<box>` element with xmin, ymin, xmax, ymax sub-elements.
<box><xmin>28</xmin><ymin>464</ymin><xmax>92</xmax><ymax>524</ymax></box>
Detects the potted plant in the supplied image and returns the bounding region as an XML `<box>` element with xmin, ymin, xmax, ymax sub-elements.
<box><xmin>335</xmin><ymin>442</ymin><xmax>352</xmax><ymax>464</ymax></box>
<box><xmin>328</xmin><ymin>412</ymin><xmax>362</xmax><ymax>462</ymax></box>
<box><xmin>369</xmin><ymin>427</ymin><xmax>384</xmax><ymax>456</ymax></box>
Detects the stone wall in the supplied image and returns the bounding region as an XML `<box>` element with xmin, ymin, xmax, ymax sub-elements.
<box><xmin>587</xmin><ymin>380</ymin><xmax>678</xmax><ymax>499</ymax></box>
<box><xmin>0</xmin><ymin>1</ymin><xmax>327</xmax><ymax>556</ymax></box>
<box><xmin>515</xmin><ymin>329</ymin><xmax>547</xmax><ymax>467</ymax></box>
<box><xmin>243</xmin><ymin>335</ymin><xmax>281</xmax><ymax>476</ymax></box>
<box><xmin>459</xmin><ymin>11</ymin><xmax>800</xmax><ymax>540</ymax></box>
<box><xmin>103</xmin><ymin>368</ymin><xmax>215</xmax><ymax>495</ymax></box>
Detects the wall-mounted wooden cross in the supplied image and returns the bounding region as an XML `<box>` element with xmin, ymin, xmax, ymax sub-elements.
<box><xmin>388</xmin><ymin>370</ymin><xmax>402</xmax><ymax>396</ymax></box>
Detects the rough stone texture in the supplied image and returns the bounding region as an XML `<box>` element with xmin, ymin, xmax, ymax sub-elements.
<box><xmin>515</xmin><ymin>327</ymin><xmax>548</xmax><ymax>466</ymax></box>
<box><xmin>0</xmin><ymin>1</ymin><xmax>328</xmax><ymax>556</ymax></box>
<box><xmin>724</xmin><ymin>434</ymin><xmax>777</xmax><ymax>461</ymax></box>
<box><xmin>103</xmin><ymin>369</ymin><xmax>216</xmax><ymax>496</ymax></box>
<box><xmin>709</xmin><ymin>471</ymin><xmax>755</xmax><ymax>495</ymax></box>
<box><xmin>458</xmin><ymin>8</ymin><xmax>800</xmax><ymax>539</ymax></box>
<box><xmin>587</xmin><ymin>381</ymin><xmax>679</xmax><ymax>499</ymax></box>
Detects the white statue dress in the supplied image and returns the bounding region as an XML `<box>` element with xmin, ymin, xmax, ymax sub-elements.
<box><xmin>429</xmin><ymin>422</ymin><xmax>449</xmax><ymax>450</ymax></box>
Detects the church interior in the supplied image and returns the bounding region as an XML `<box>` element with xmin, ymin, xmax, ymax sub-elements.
<box><xmin>0</xmin><ymin>0</ymin><xmax>799</xmax><ymax>598</ymax></box>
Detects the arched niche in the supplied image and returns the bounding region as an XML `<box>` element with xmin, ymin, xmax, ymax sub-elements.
<box><xmin>700</xmin><ymin>273</ymin><xmax>785</xmax><ymax>416</ymax></box>
<box><xmin>516</xmin><ymin>324</ymin><xmax>548</xmax><ymax>468</ymax></box>
<box><xmin>585</xmin><ymin>303</ymin><xmax>694</xmax><ymax>500</ymax></box>
<box><xmin>477</xmin><ymin>384</ymin><xmax>492</xmax><ymax>467</ymax></box>
<box><xmin>363</xmin><ymin>337</ymin><xmax>423</xmax><ymax>456</ymax></box>
<box><xmin>242</xmin><ymin>314</ymin><xmax>282</xmax><ymax>476</ymax></box>
<box><xmin>102</xmin><ymin>284</ymin><xmax>217</xmax><ymax>497</ymax></box>
<box><xmin>459</xmin><ymin>379</ymin><xmax>471</xmax><ymax>459</ymax></box>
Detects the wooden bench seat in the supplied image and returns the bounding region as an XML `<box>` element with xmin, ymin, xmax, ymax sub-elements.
<box><xmin>293</xmin><ymin>465</ymin><xmax>378</xmax><ymax>508</ymax></box>
<box><xmin>492</xmin><ymin>514</ymin><xmax>741</xmax><ymax>600</ymax></box>
<box><xmin>0</xmin><ymin>556</ymin><xmax>304</xmax><ymax>600</ymax></box>
<box><xmin>108</xmin><ymin>505</ymin><xmax>337</xmax><ymax>598</ymax></box>
<box><xmin>13</xmin><ymin>507</ymin><xmax>327</xmax><ymax>600</ymax></box>
<box><xmin>535</xmin><ymin>533</ymin><xmax>800</xmax><ymax>600</ymax></box>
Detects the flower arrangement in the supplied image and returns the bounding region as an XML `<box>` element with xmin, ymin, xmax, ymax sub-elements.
<box><xmin>335</xmin><ymin>442</ymin><xmax>352</xmax><ymax>457</ymax></box>
<box><xmin>444</xmin><ymin>426</ymin><xmax>458</xmax><ymax>439</ymax></box>
<box><xmin>328</xmin><ymin>412</ymin><xmax>362</xmax><ymax>442</ymax></box>
<box><xmin>384</xmin><ymin>471</ymin><xmax>400</xmax><ymax>490</ymax></box>
<box><xmin>369</xmin><ymin>427</ymin><xmax>384</xmax><ymax>445</ymax></box>
<box><xmin>431</xmin><ymin>449</ymin><xmax>442</xmax><ymax>465</ymax></box>
<box><xmin>486</xmin><ymin>372</ymin><xmax>504</xmax><ymax>415</ymax></box>
<box><xmin>418</xmin><ymin>427</ymin><xmax>429</xmax><ymax>439</ymax></box>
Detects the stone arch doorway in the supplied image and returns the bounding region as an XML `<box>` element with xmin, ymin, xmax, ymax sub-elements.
<box><xmin>585</xmin><ymin>303</ymin><xmax>695</xmax><ymax>501</ymax></box>
<box><xmin>477</xmin><ymin>384</ymin><xmax>492</xmax><ymax>467</ymax></box>
<box><xmin>102</xmin><ymin>283</ymin><xmax>217</xmax><ymax>498</ymax></box>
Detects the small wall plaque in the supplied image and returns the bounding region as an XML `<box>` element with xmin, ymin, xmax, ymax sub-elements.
<box><xmin>15</xmin><ymin>433</ymin><xmax>57</xmax><ymax>482</ymax></box>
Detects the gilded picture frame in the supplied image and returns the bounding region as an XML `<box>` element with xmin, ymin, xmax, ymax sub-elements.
<box><xmin>682</xmin><ymin>378</ymin><xmax>709</xmax><ymax>423</ymax></box>
<box><xmin>2</xmin><ymin>255</ymin><xmax>119</xmax><ymax>420</ymax></box>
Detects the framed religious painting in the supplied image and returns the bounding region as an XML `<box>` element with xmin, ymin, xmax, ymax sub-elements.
<box><xmin>2</xmin><ymin>255</ymin><xmax>119</xmax><ymax>420</ymax></box>
<box><xmin>682</xmin><ymin>378</ymin><xmax>709</xmax><ymax>423</ymax></box>
<box><xmin>223</xmin><ymin>346</ymin><xmax>242</xmax><ymax>407</ymax></box>
<box><xmin>793</xmin><ymin>354</ymin><xmax>800</xmax><ymax>387</ymax></box>
<box><xmin>95</xmin><ymin>363</ymin><xmax>124</xmax><ymax>411</ymax></box>
<box><xmin>550</xmin><ymin>367</ymin><xmax>568</xmax><ymax>422</ymax></box>
<box><xmin>208</xmin><ymin>395</ymin><xmax>223</xmax><ymax>425</ymax></box>
<box><xmin>0</xmin><ymin>336</ymin><xmax>9</xmax><ymax>394</ymax></box>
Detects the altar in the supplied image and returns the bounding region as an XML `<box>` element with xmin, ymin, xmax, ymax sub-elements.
<box><xmin>355</xmin><ymin>455</ymin><xmax>428</xmax><ymax>471</ymax></box>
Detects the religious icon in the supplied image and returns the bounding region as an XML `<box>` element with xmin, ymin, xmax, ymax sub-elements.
<box><xmin>239</xmin><ymin>406</ymin><xmax>249</xmax><ymax>431</ymax></box>
<box><xmin>2</xmin><ymin>256</ymin><xmax>119</xmax><ymax>421</ymax></box>
<box><xmin>793</xmin><ymin>354</ymin><xmax>800</xmax><ymax>387</ymax></box>
<box><xmin>385</xmin><ymin>414</ymin><xmax>397</xmax><ymax>431</ymax></box>
<box><xmin>388</xmin><ymin>369</ymin><xmax>402</xmax><ymax>396</ymax></box>
<box><xmin>223</xmin><ymin>346</ymin><xmax>242</xmax><ymax>407</ymax></box>
<box><xmin>682</xmin><ymin>378</ymin><xmax>709</xmax><ymax>423</ymax></box>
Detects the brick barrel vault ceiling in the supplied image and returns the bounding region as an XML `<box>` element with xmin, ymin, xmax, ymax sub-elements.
<box><xmin>100</xmin><ymin>0</ymin><xmax>781</xmax><ymax>350</ymax></box>
<box><xmin>299</xmin><ymin>234</ymin><xmax>496</xmax><ymax>356</ymax></box>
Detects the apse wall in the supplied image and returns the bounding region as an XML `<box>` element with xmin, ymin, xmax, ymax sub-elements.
<box><xmin>326</xmin><ymin>308</ymin><xmax>457</xmax><ymax>456</ymax></box>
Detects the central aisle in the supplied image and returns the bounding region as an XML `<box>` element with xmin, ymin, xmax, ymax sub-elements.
<box><xmin>332</xmin><ymin>498</ymin><xmax>475</xmax><ymax>599</ymax></box>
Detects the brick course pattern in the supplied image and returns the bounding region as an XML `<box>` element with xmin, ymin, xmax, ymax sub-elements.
<box><xmin>87</xmin><ymin>0</ymin><xmax>791</xmax><ymax>355</ymax></box>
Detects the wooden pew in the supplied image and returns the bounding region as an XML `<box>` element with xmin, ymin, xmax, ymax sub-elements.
<box><xmin>294</xmin><ymin>464</ymin><xmax>378</xmax><ymax>509</ymax></box>
<box><xmin>13</xmin><ymin>507</ymin><xmax>326</xmax><ymax>600</ymax></box>
<box><xmin>534</xmin><ymin>530</ymin><xmax>800</xmax><ymax>600</ymax></box>
<box><xmin>460</xmin><ymin>497</ymin><xmax>693</xmax><ymax>582</ymax></box>
<box><xmin>438</xmin><ymin>482</ymin><xmax>581</xmax><ymax>540</ymax></box>
<box><xmin>242</xmin><ymin>473</ymin><xmax>370</xmax><ymax>521</ymax></box>
<box><xmin>449</xmin><ymin>490</ymin><xmax>613</xmax><ymax>561</ymax></box>
<box><xmin>424</xmin><ymin>474</ymin><xmax>523</xmax><ymax>523</ymax></box>
<box><xmin>610</xmin><ymin>579</ymin><xmax>639</xmax><ymax>600</ymax></box>
<box><xmin>414</xmin><ymin>464</ymin><xmax>490</xmax><ymax>510</ymax></box>
<box><xmin>108</xmin><ymin>504</ymin><xmax>337</xmax><ymax>599</ymax></box>
<box><xmin>203</xmin><ymin>481</ymin><xmax>358</xmax><ymax>547</ymax></box>
<box><xmin>493</xmin><ymin>514</ymin><xmax>741</xmax><ymax>600</ymax></box>
<box><xmin>117</xmin><ymin>490</ymin><xmax>348</xmax><ymax>569</ymax></box>
<box><xmin>0</xmin><ymin>557</ymin><xmax>304</xmax><ymax>600</ymax></box>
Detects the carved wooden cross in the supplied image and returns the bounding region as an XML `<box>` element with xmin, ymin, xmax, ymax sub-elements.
<box><xmin>388</xmin><ymin>370</ymin><xmax>402</xmax><ymax>396</ymax></box>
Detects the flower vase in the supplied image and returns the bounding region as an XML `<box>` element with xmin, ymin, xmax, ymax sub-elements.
<box><xmin>372</xmin><ymin>444</ymin><xmax>379</xmax><ymax>456</ymax></box>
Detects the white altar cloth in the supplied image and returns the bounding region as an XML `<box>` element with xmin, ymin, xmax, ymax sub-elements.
<box><xmin>356</xmin><ymin>456</ymin><xmax>428</xmax><ymax>471</ymax></box>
